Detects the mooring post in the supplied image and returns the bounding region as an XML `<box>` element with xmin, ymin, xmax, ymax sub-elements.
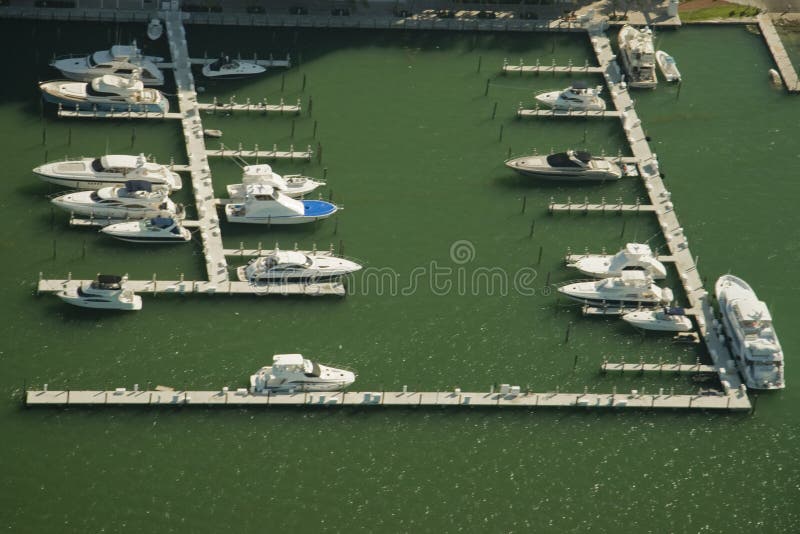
<box><xmin>476</xmin><ymin>55</ymin><xmax>482</xmax><ymax>73</ymax></box>
<box><xmin>312</xmin><ymin>120</ymin><xmax>317</xmax><ymax>139</ymax></box>
<box><xmin>302</xmin><ymin>73</ymin><xmax>306</xmax><ymax>91</ymax></box>
<box><xmin>484</xmin><ymin>77</ymin><xmax>490</xmax><ymax>96</ymax></box>
<box><xmin>521</xmin><ymin>195</ymin><xmax>527</xmax><ymax>214</ymax></box>
<box><xmin>564</xmin><ymin>321</ymin><xmax>572</xmax><ymax>344</ymax></box>
<box><xmin>290</xmin><ymin>119</ymin><xmax>295</xmax><ymax>138</ymax></box>
<box><xmin>537</xmin><ymin>245</ymin><xmax>543</xmax><ymax>265</ymax></box>
<box><xmin>491</xmin><ymin>101</ymin><xmax>497</xmax><ymax>120</ymax></box>
<box><xmin>498</xmin><ymin>124</ymin><xmax>504</xmax><ymax>142</ymax></box>
<box><xmin>529</xmin><ymin>219</ymin><xmax>536</xmax><ymax>238</ymax></box>
<box><xmin>620</xmin><ymin>219</ymin><xmax>627</xmax><ymax>238</ymax></box>
<box><xmin>52</xmin><ymin>239</ymin><xmax>57</xmax><ymax>260</ymax></box>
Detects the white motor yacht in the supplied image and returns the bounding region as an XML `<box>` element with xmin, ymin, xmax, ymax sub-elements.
<box><xmin>40</xmin><ymin>72</ymin><xmax>169</xmax><ymax>113</ymax></box>
<box><xmin>250</xmin><ymin>354</ymin><xmax>356</xmax><ymax>393</ymax></box>
<box><xmin>618</xmin><ymin>25</ymin><xmax>658</xmax><ymax>89</ymax></box>
<box><xmin>227</xmin><ymin>164</ymin><xmax>325</xmax><ymax>199</ymax></box>
<box><xmin>50</xmin><ymin>42</ymin><xmax>164</xmax><ymax>86</ymax></box>
<box><xmin>505</xmin><ymin>150</ymin><xmax>621</xmax><ymax>181</ymax></box>
<box><xmin>51</xmin><ymin>180</ymin><xmax>179</xmax><ymax>220</ymax></box>
<box><xmin>535</xmin><ymin>82</ymin><xmax>606</xmax><ymax>111</ymax></box>
<box><xmin>202</xmin><ymin>55</ymin><xmax>266</xmax><ymax>79</ymax></box>
<box><xmin>558</xmin><ymin>271</ymin><xmax>673</xmax><ymax>307</ymax></box>
<box><xmin>655</xmin><ymin>50</ymin><xmax>681</xmax><ymax>83</ymax></box>
<box><xmin>147</xmin><ymin>19</ymin><xmax>164</xmax><ymax>41</ymax></box>
<box><xmin>237</xmin><ymin>248</ymin><xmax>362</xmax><ymax>283</ymax></box>
<box><xmin>566</xmin><ymin>243</ymin><xmax>667</xmax><ymax>279</ymax></box>
<box><xmin>225</xmin><ymin>184</ymin><xmax>337</xmax><ymax>225</ymax></box>
<box><xmin>622</xmin><ymin>307</ymin><xmax>693</xmax><ymax>332</ymax></box>
<box><xmin>57</xmin><ymin>274</ymin><xmax>142</xmax><ymax>311</ymax></box>
<box><xmin>33</xmin><ymin>154</ymin><xmax>182</xmax><ymax>191</ymax></box>
<box><xmin>101</xmin><ymin>216</ymin><xmax>191</xmax><ymax>244</ymax></box>
<box><xmin>715</xmin><ymin>275</ymin><xmax>784</xmax><ymax>390</ymax></box>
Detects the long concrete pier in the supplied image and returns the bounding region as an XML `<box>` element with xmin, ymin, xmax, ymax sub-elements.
<box><xmin>757</xmin><ymin>14</ymin><xmax>800</xmax><ymax>93</ymax></box>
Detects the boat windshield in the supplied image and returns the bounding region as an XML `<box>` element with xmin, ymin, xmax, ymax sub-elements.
<box><xmin>303</xmin><ymin>359</ymin><xmax>321</xmax><ymax>378</ymax></box>
<box><xmin>86</xmin><ymin>84</ymin><xmax>120</xmax><ymax>98</ymax></box>
<box><xmin>87</xmin><ymin>54</ymin><xmax>98</xmax><ymax>67</ymax></box>
<box><xmin>546</xmin><ymin>153</ymin><xmax>582</xmax><ymax>168</ymax></box>
<box><xmin>91</xmin><ymin>158</ymin><xmax>106</xmax><ymax>172</ymax></box>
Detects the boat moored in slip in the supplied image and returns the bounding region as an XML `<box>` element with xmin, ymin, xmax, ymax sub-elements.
<box><xmin>57</xmin><ymin>274</ymin><xmax>142</xmax><ymax>311</ymax></box>
<box><xmin>101</xmin><ymin>216</ymin><xmax>192</xmax><ymax>244</ymax></box>
<box><xmin>655</xmin><ymin>50</ymin><xmax>681</xmax><ymax>83</ymax></box>
<box><xmin>51</xmin><ymin>180</ymin><xmax>180</xmax><ymax>220</ymax></box>
<box><xmin>566</xmin><ymin>243</ymin><xmax>667</xmax><ymax>279</ymax></box>
<box><xmin>227</xmin><ymin>164</ymin><xmax>325</xmax><ymax>199</ymax></box>
<box><xmin>39</xmin><ymin>72</ymin><xmax>169</xmax><ymax>114</ymax></box>
<box><xmin>202</xmin><ymin>55</ymin><xmax>266</xmax><ymax>79</ymax></box>
<box><xmin>250</xmin><ymin>354</ymin><xmax>356</xmax><ymax>393</ymax></box>
<box><xmin>224</xmin><ymin>184</ymin><xmax>338</xmax><ymax>225</ymax></box>
<box><xmin>33</xmin><ymin>154</ymin><xmax>182</xmax><ymax>191</ymax></box>
<box><xmin>558</xmin><ymin>271</ymin><xmax>673</xmax><ymax>308</ymax></box>
<box><xmin>715</xmin><ymin>275</ymin><xmax>785</xmax><ymax>390</ymax></box>
<box><xmin>535</xmin><ymin>82</ymin><xmax>606</xmax><ymax>111</ymax></box>
<box><xmin>237</xmin><ymin>247</ymin><xmax>362</xmax><ymax>283</ymax></box>
<box><xmin>618</xmin><ymin>25</ymin><xmax>658</xmax><ymax>89</ymax></box>
<box><xmin>622</xmin><ymin>307</ymin><xmax>693</xmax><ymax>332</ymax></box>
<box><xmin>50</xmin><ymin>42</ymin><xmax>164</xmax><ymax>86</ymax></box>
<box><xmin>505</xmin><ymin>150</ymin><xmax>621</xmax><ymax>181</ymax></box>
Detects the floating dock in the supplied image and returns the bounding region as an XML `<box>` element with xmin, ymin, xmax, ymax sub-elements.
<box><xmin>601</xmin><ymin>361</ymin><xmax>715</xmax><ymax>374</ymax></box>
<box><xmin>549</xmin><ymin>199</ymin><xmax>653</xmax><ymax>213</ymax></box>
<box><xmin>205</xmin><ymin>145</ymin><xmax>313</xmax><ymax>161</ymax></box>
<box><xmin>502</xmin><ymin>59</ymin><xmax>603</xmax><ymax>75</ymax></box>
<box><xmin>517</xmin><ymin>108</ymin><xmax>621</xmax><ymax>119</ymax></box>
<box><xmin>157</xmin><ymin>55</ymin><xmax>291</xmax><ymax>69</ymax></box>
<box><xmin>757</xmin><ymin>14</ymin><xmax>800</xmax><ymax>93</ymax></box>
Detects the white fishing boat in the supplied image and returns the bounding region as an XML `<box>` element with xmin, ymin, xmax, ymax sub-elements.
<box><xmin>768</xmin><ymin>68</ymin><xmax>783</xmax><ymax>88</ymax></box>
<box><xmin>237</xmin><ymin>248</ymin><xmax>362</xmax><ymax>283</ymax></box>
<box><xmin>202</xmin><ymin>55</ymin><xmax>266</xmax><ymax>79</ymax></box>
<box><xmin>715</xmin><ymin>275</ymin><xmax>785</xmax><ymax>390</ymax></box>
<box><xmin>40</xmin><ymin>72</ymin><xmax>170</xmax><ymax>113</ymax></box>
<box><xmin>224</xmin><ymin>184</ymin><xmax>337</xmax><ymax>225</ymax></box>
<box><xmin>50</xmin><ymin>42</ymin><xmax>164</xmax><ymax>86</ymax></box>
<box><xmin>250</xmin><ymin>354</ymin><xmax>356</xmax><ymax>393</ymax></box>
<box><xmin>51</xmin><ymin>180</ymin><xmax>179</xmax><ymax>220</ymax></box>
<box><xmin>535</xmin><ymin>82</ymin><xmax>606</xmax><ymax>111</ymax></box>
<box><xmin>101</xmin><ymin>216</ymin><xmax>191</xmax><ymax>244</ymax></box>
<box><xmin>505</xmin><ymin>150</ymin><xmax>621</xmax><ymax>181</ymax></box>
<box><xmin>558</xmin><ymin>271</ymin><xmax>673</xmax><ymax>307</ymax></box>
<box><xmin>618</xmin><ymin>25</ymin><xmax>658</xmax><ymax>89</ymax></box>
<box><xmin>622</xmin><ymin>307</ymin><xmax>693</xmax><ymax>332</ymax></box>
<box><xmin>147</xmin><ymin>19</ymin><xmax>164</xmax><ymax>41</ymax></box>
<box><xmin>566</xmin><ymin>243</ymin><xmax>667</xmax><ymax>279</ymax></box>
<box><xmin>203</xmin><ymin>129</ymin><xmax>223</xmax><ymax>138</ymax></box>
<box><xmin>57</xmin><ymin>274</ymin><xmax>142</xmax><ymax>311</ymax></box>
<box><xmin>227</xmin><ymin>164</ymin><xmax>325</xmax><ymax>199</ymax></box>
<box><xmin>33</xmin><ymin>154</ymin><xmax>182</xmax><ymax>191</ymax></box>
<box><xmin>655</xmin><ymin>50</ymin><xmax>681</xmax><ymax>83</ymax></box>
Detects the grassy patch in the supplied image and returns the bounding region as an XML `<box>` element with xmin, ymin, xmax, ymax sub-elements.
<box><xmin>681</xmin><ymin>5</ymin><xmax>760</xmax><ymax>21</ymax></box>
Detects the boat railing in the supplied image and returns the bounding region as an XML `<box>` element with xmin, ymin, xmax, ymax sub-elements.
<box><xmin>554</xmin><ymin>278</ymin><xmax>598</xmax><ymax>287</ymax></box>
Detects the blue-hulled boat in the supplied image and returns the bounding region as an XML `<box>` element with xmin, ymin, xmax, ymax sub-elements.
<box><xmin>225</xmin><ymin>184</ymin><xmax>338</xmax><ymax>225</ymax></box>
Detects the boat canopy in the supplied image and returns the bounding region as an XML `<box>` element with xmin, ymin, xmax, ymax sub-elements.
<box><xmin>125</xmin><ymin>180</ymin><xmax>153</xmax><ymax>192</ymax></box>
<box><xmin>97</xmin><ymin>274</ymin><xmax>123</xmax><ymax>284</ymax></box>
<box><xmin>150</xmin><ymin>216</ymin><xmax>175</xmax><ymax>228</ymax></box>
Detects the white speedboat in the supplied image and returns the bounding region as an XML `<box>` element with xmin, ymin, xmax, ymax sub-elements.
<box><xmin>101</xmin><ymin>216</ymin><xmax>191</xmax><ymax>244</ymax></box>
<box><xmin>33</xmin><ymin>154</ymin><xmax>182</xmax><ymax>191</ymax></box>
<box><xmin>768</xmin><ymin>68</ymin><xmax>783</xmax><ymax>88</ymax></box>
<box><xmin>618</xmin><ymin>25</ymin><xmax>658</xmax><ymax>89</ymax></box>
<box><xmin>566</xmin><ymin>243</ymin><xmax>667</xmax><ymax>279</ymax></box>
<box><xmin>40</xmin><ymin>72</ymin><xmax>169</xmax><ymax>113</ymax></box>
<box><xmin>655</xmin><ymin>50</ymin><xmax>681</xmax><ymax>83</ymax></box>
<box><xmin>147</xmin><ymin>19</ymin><xmax>164</xmax><ymax>41</ymax></box>
<box><xmin>50</xmin><ymin>43</ymin><xmax>164</xmax><ymax>86</ymax></box>
<box><xmin>224</xmin><ymin>184</ymin><xmax>338</xmax><ymax>225</ymax></box>
<box><xmin>535</xmin><ymin>82</ymin><xmax>606</xmax><ymax>111</ymax></box>
<box><xmin>237</xmin><ymin>248</ymin><xmax>362</xmax><ymax>283</ymax></box>
<box><xmin>505</xmin><ymin>150</ymin><xmax>621</xmax><ymax>181</ymax></box>
<box><xmin>227</xmin><ymin>164</ymin><xmax>325</xmax><ymax>199</ymax></box>
<box><xmin>203</xmin><ymin>129</ymin><xmax>223</xmax><ymax>138</ymax></box>
<box><xmin>57</xmin><ymin>274</ymin><xmax>142</xmax><ymax>311</ymax></box>
<box><xmin>51</xmin><ymin>180</ymin><xmax>179</xmax><ymax>220</ymax></box>
<box><xmin>250</xmin><ymin>354</ymin><xmax>356</xmax><ymax>393</ymax></box>
<box><xmin>622</xmin><ymin>307</ymin><xmax>693</xmax><ymax>332</ymax></box>
<box><xmin>202</xmin><ymin>55</ymin><xmax>266</xmax><ymax>79</ymax></box>
<box><xmin>558</xmin><ymin>271</ymin><xmax>673</xmax><ymax>307</ymax></box>
<box><xmin>715</xmin><ymin>275</ymin><xmax>785</xmax><ymax>390</ymax></box>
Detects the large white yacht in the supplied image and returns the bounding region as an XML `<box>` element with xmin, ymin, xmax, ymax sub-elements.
<box><xmin>505</xmin><ymin>150</ymin><xmax>621</xmax><ymax>181</ymax></box>
<box><xmin>57</xmin><ymin>274</ymin><xmax>142</xmax><ymax>311</ymax></box>
<box><xmin>566</xmin><ymin>243</ymin><xmax>667</xmax><ymax>279</ymax></box>
<box><xmin>51</xmin><ymin>180</ymin><xmax>179</xmax><ymax>220</ymax></box>
<box><xmin>40</xmin><ymin>72</ymin><xmax>169</xmax><ymax>113</ymax></box>
<box><xmin>225</xmin><ymin>184</ymin><xmax>338</xmax><ymax>225</ymax></box>
<box><xmin>618</xmin><ymin>25</ymin><xmax>658</xmax><ymax>89</ymax></box>
<box><xmin>535</xmin><ymin>82</ymin><xmax>606</xmax><ymax>111</ymax></box>
<box><xmin>202</xmin><ymin>55</ymin><xmax>266</xmax><ymax>79</ymax></box>
<box><xmin>558</xmin><ymin>271</ymin><xmax>673</xmax><ymax>307</ymax></box>
<box><xmin>227</xmin><ymin>164</ymin><xmax>324</xmax><ymax>199</ymax></box>
<box><xmin>237</xmin><ymin>248</ymin><xmax>362</xmax><ymax>283</ymax></box>
<box><xmin>50</xmin><ymin>43</ymin><xmax>164</xmax><ymax>86</ymax></box>
<box><xmin>34</xmin><ymin>154</ymin><xmax>182</xmax><ymax>191</ymax></box>
<box><xmin>622</xmin><ymin>307</ymin><xmax>693</xmax><ymax>332</ymax></box>
<box><xmin>715</xmin><ymin>275</ymin><xmax>785</xmax><ymax>390</ymax></box>
<box><xmin>101</xmin><ymin>216</ymin><xmax>192</xmax><ymax>244</ymax></box>
<box><xmin>250</xmin><ymin>354</ymin><xmax>356</xmax><ymax>393</ymax></box>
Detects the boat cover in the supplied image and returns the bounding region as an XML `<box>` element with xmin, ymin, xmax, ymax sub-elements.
<box><xmin>125</xmin><ymin>180</ymin><xmax>153</xmax><ymax>192</ymax></box>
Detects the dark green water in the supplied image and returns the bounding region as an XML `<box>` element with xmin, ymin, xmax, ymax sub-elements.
<box><xmin>0</xmin><ymin>21</ymin><xmax>797</xmax><ymax>532</ymax></box>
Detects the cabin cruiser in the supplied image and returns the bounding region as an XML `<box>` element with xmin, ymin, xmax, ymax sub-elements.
<box><xmin>33</xmin><ymin>154</ymin><xmax>182</xmax><ymax>191</ymax></box>
<box><xmin>505</xmin><ymin>150</ymin><xmax>621</xmax><ymax>181</ymax></box>
<box><xmin>50</xmin><ymin>43</ymin><xmax>164</xmax><ymax>86</ymax></box>
<box><xmin>558</xmin><ymin>271</ymin><xmax>673</xmax><ymax>307</ymax></box>
<box><xmin>622</xmin><ymin>307</ymin><xmax>693</xmax><ymax>332</ymax></box>
<box><xmin>40</xmin><ymin>72</ymin><xmax>170</xmax><ymax>113</ymax></box>
<box><xmin>202</xmin><ymin>55</ymin><xmax>266</xmax><ymax>79</ymax></box>
<box><xmin>227</xmin><ymin>164</ymin><xmax>325</xmax><ymax>199</ymax></box>
<box><xmin>715</xmin><ymin>275</ymin><xmax>784</xmax><ymax>390</ymax></box>
<box><xmin>51</xmin><ymin>180</ymin><xmax>179</xmax><ymax>220</ymax></box>
<box><xmin>57</xmin><ymin>274</ymin><xmax>142</xmax><ymax>310</ymax></box>
<box><xmin>147</xmin><ymin>19</ymin><xmax>164</xmax><ymax>41</ymax></box>
<box><xmin>566</xmin><ymin>243</ymin><xmax>667</xmax><ymax>279</ymax></box>
<box><xmin>250</xmin><ymin>354</ymin><xmax>356</xmax><ymax>393</ymax></box>
<box><xmin>237</xmin><ymin>248</ymin><xmax>362</xmax><ymax>283</ymax></box>
<box><xmin>225</xmin><ymin>184</ymin><xmax>337</xmax><ymax>225</ymax></box>
<box><xmin>535</xmin><ymin>82</ymin><xmax>606</xmax><ymax>111</ymax></box>
<box><xmin>618</xmin><ymin>25</ymin><xmax>658</xmax><ymax>89</ymax></box>
<box><xmin>101</xmin><ymin>216</ymin><xmax>191</xmax><ymax>244</ymax></box>
<box><xmin>655</xmin><ymin>50</ymin><xmax>681</xmax><ymax>83</ymax></box>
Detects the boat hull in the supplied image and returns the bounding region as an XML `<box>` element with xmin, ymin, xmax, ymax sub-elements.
<box><xmin>622</xmin><ymin>311</ymin><xmax>692</xmax><ymax>332</ymax></box>
<box><xmin>40</xmin><ymin>82</ymin><xmax>169</xmax><ymax>114</ymax></box>
<box><xmin>57</xmin><ymin>291</ymin><xmax>142</xmax><ymax>310</ymax></box>
<box><xmin>236</xmin><ymin>266</ymin><xmax>355</xmax><ymax>283</ymax></box>
<box><xmin>505</xmin><ymin>160</ymin><xmax>621</xmax><ymax>181</ymax></box>
<box><xmin>224</xmin><ymin>200</ymin><xmax>337</xmax><ymax>225</ymax></box>
<box><xmin>34</xmin><ymin>170</ymin><xmax>181</xmax><ymax>191</ymax></box>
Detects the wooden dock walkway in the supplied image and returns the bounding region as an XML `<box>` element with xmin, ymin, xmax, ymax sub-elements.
<box><xmin>757</xmin><ymin>14</ymin><xmax>800</xmax><ymax>93</ymax></box>
<box><xmin>205</xmin><ymin>145</ymin><xmax>313</xmax><ymax>161</ymax></box>
<box><xmin>517</xmin><ymin>108</ymin><xmax>621</xmax><ymax>119</ymax></box>
<box><xmin>197</xmin><ymin>99</ymin><xmax>301</xmax><ymax>115</ymax></box>
<box><xmin>57</xmin><ymin>108</ymin><xmax>182</xmax><ymax>120</ymax></box>
<box><xmin>24</xmin><ymin>387</ymin><xmax>750</xmax><ymax>411</ymax></box>
<box><xmin>548</xmin><ymin>199</ymin><xmax>653</xmax><ymax>213</ymax></box>
<box><xmin>502</xmin><ymin>59</ymin><xmax>603</xmax><ymax>75</ymax></box>
<box><xmin>601</xmin><ymin>362</ymin><xmax>716</xmax><ymax>374</ymax></box>
<box><xmin>157</xmin><ymin>55</ymin><xmax>291</xmax><ymax>69</ymax></box>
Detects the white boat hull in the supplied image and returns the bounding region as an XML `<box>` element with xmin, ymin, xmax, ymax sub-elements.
<box><xmin>57</xmin><ymin>291</ymin><xmax>142</xmax><ymax>310</ymax></box>
<box><xmin>622</xmin><ymin>310</ymin><xmax>692</xmax><ymax>332</ymax></box>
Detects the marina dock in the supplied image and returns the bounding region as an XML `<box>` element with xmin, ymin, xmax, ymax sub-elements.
<box><xmin>205</xmin><ymin>145</ymin><xmax>313</xmax><ymax>161</ymax></box>
<box><xmin>502</xmin><ymin>59</ymin><xmax>603</xmax><ymax>75</ymax></box>
<box><xmin>517</xmin><ymin>108</ymin><xmax>621</xmax><ymax>119</ymax></box>
<box><xmin>601</xmin><ymin>361</ymin><xmax>715</xmax><ymax>374</ymax></box>
<box><xmin>549</xmin><ymin>199</ymin><xmax>653</xmax><ymax>213</ymax></box>
<box><xmin>757</xmin><ymin>14</ymin><xmax>800</xmax><ymax>93</ymax></box>
<box><xmin>157</xmin><ymin>55</ymin><xmax>291</xmax><ymax>69</ymax></box>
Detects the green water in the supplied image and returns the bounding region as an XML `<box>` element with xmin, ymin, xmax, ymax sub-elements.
<box><xmin>0</xmin><ymin>21</ymin><xmax>797</xmax><ymax>532</ymax></box>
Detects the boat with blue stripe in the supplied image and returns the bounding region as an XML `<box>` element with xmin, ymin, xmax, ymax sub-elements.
<box><xmin>225</xmin><ymin>184</ymin><xmax>338</xmax><ymax>225</ymax></box>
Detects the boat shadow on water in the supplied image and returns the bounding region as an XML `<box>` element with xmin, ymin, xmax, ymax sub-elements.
<box><xmin>491</xmin><ymin>173</ymin><xmax>623</xmax><ymax>190</ymax></box>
